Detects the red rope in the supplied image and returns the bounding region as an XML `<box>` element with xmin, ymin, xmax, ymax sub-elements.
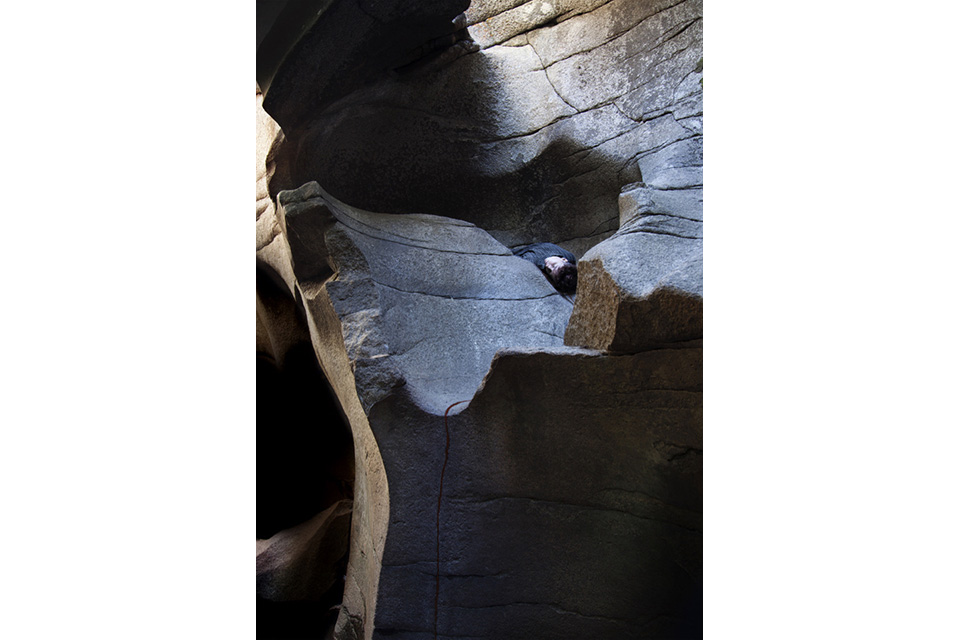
<box><xmin>435</xmin><ymin>400</ymin><xmax>469</xmax><ymax>640</ymax></box>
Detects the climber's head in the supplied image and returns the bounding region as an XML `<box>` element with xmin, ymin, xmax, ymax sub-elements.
<box><xmin>543</xmin><ymin>256</ymin><xmax>577</xmax><ymax>294</ymax></box>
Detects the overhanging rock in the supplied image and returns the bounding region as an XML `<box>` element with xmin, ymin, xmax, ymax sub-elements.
<box><xmin>278</xmin><ymin>181</ymin><xmax>573</xmax><ymax>415</ymax></box>
<box><xmin>258</xmin><ymin>1</ymin><xmax>705</xmax><ymax>635</ymax></box>
<box><xmin>266</xmin><ymin>0</ymin><xmax>704</xmax><ymax>260</ymax></box>
<box><xmin>272</xmin><ymin>181</ymin><xmax>702</xmax><ymax>638</ymax></box>
<box><xmin>259</xmin><ymin>0</ymin><xmax>473</xmax><ymax>130</ymax></box>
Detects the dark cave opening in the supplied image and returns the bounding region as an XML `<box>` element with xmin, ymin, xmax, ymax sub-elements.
<box><xmin>257</xmin><ymin>596</ymin><xmax>341</xmax><ymax>640</ymax></box>
<box><xmin>256</xmin><ymin>344</ymin><xmax>354</xmax><ymax>539</ymax></box>
<box><xmin>257</xmin><ymin>268</ymin><xmax>355</xmax><ymax>639</ymax></box>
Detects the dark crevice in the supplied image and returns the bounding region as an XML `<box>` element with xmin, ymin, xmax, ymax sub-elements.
<box><xmin>257</xmin><ymin>269</ymin><xmax>355</xmax><ymax>640</ymax></box>
<box><xmin>667</xmin><ymin>447</ymin><xmax>702</xmax><ymax>462</ymax></box>
<box><xmin>528</xmin><ymin>41</ymin><xmax>580</xmax><ymax>113</ymax></box>
<box><xmin>653</xmin><ymin>183</ymin><xmax>704</xmax><ymax>191</ymax></box>
<box><xmin>616</xmin><ymin>222</ymin><xmax>702</xmax><ymax>238</ymax></box>
<box><xmin>511</xmin><ymin>15</ymin><xmax>559</xmax><ymax>42</ymax></box>
<box><xmin>556</xmin><ymin>0</ymin><xmax>618</xmax><ymax>24</ymax></box>
<box><xmin>631</xmin><ymin>210</ymin><xmax>703</xmax><ymax>223</ymax></box>
<box><xmin>392</xmin><ymin>13</ymin><xmax>479</xmax><ymax>75</ymax></box>
<box><xmin>257</xmin><ymin>346</ymin><xmax>355</xmax><ymax>539</ymax></box>
<box><xmin>656</xmin><ymin>16</ymin><xmax>702</xmax><ymax>47</ymax></box>
<box><xmin>256</xmin><ymin>597</ymin><xmax>341</xmax><ymax>640</ymax></box>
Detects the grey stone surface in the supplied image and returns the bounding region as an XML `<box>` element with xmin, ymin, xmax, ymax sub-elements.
<box><xmin>566</xmin><ymin>182</ymin><xmax>702</xmax><ymax>352</ymax></box>
<box><xmin>278</xmin><ymin>181</ymin><xmax>573</xmax><ymax>416</ymax></box>
<box><xmin>256</xmin><ymin>1</ymin><xmax>703</xmax><ymax>637</ymax></box>
<box><xmin>262</xmin><ymin>181</ymin><xmax>701</xmax><ymax>638</ymax></box>
<box><xmin>266</xmin><ymin>0</ymin><xmax>703</xmax><ymax>259</ymax></box>
<box><xmin>370</xmin><ymin>345</ymin><xmax>702</xmax><ymax>638</ymax></box>
<box><xmin>465</xmin><ymin>0</ymin><xmax>611</xmax><ymax>49</ymax></box>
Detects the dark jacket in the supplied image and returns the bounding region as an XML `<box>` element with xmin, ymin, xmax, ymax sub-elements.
<box><xmin>512</xmin><ymin>243</ymin><xmax>577</xmax><ymax>269</ymax></box>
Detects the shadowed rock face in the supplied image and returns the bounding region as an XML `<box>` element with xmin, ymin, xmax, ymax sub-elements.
<box><xmin>259</xmin><ymin>0</ymin><xmax>473</xmax><ymax>130</ymax></box>
<box><xmin>256</xmin><ymin>1</ymin><xmax>702</xmax><ymax>638</ymax></box>
<box><xmin>370</xmin><ymin>345</ymin><xmax>701</xmax><ymax>639</ymax></box>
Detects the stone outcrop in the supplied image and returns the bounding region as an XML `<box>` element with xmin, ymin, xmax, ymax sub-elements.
<box><xmin>565</xmin><ymin>182</ymin><xmax>702</xmax><ymax>352</ymax></box>
<box><xmin>265</xmin><ymin>183</ymin><xmax>700</xmax><ymax>638</ymax></box>
<box><xmin>264</xmin><ymin>0</ymin><xmax>702</xmax><ymax>260</ymax></box>
<box><xmin>279</xmin><ymin>182</ymin><xmax>573</xmax><ymax>414</ymax></box>
<box><xmin>256</xmin><ymin>1</ymin><xmax>702</xmax><ymax>638</ymax></box>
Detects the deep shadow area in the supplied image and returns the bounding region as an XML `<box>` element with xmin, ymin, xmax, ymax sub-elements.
<box><xmin>257</xmin><ymin>347</ymin><xmax>354</xmax><ymax>639</ymax></box>
<box><xmin>257</xmin><ymin>267</ymin><xmax>355</xmax><ymax>638</ymax></box>
<box><xmin>256</xmin><ymin>345</ymin><xmax>354</xmax><ymax>539</ymax></box>
<box><xmin>676</xmin><ymin>583</ymin><xmax>703</xmax><ymax>639</ymax></box>
<box><xmin>257</xmin><ymin>595</ymin><xmax>340</xmax><ymax>640</ymax></box>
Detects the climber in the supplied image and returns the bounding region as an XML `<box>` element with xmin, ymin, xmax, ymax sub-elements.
<box><xmin>512</xmin><ymin>242</ymin><xmax>578</xmax><ymax>294</ymax></box>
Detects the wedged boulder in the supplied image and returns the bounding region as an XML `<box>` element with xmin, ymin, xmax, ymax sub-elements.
<box><xmin>277</xmin><ymin>181</ymin><xmax>573</xmax><ymax>415</ymax></box>
<box><xmin>565</xmin><ymin>182</ymin><xmax>702</xmax><ymax>352</ymax></box>
<box><xmin>257</xmin><ymin>499</ymin><xmax>353</xmax><ymax>602</ymax></box>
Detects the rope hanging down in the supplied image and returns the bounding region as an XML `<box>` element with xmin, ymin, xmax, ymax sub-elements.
<box><xmin>435</xmin><ymin>399</ymin><xmax>470</xmax><ymax>640</ymax></box>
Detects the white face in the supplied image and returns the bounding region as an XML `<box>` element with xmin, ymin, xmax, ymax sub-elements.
<box><xmin>543</xmin><ymin>256</ymin><xmax>568</xmax><ymax>276</ymax></box>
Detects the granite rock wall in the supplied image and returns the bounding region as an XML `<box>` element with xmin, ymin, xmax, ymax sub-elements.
<box><xmin>256</xmin><ymin>1</ymin><xmax>703</xmax><ymax>637</ymax></box>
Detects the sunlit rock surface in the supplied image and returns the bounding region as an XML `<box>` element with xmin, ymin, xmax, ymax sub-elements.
<box><xmin>278</xmin><ymin>182</ymin><xmax>573</xmax><ymax>415</ymax></box>
<box><xmin>265</xmin><ymin>0</ymin><xmax>702</xmax><ymax>259</ymax></box>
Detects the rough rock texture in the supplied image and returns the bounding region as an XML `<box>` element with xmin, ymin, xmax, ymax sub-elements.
<box><xmin>257</xmin><ymin>88</ymin><xmax>296</xmax><ymax>301</ymax></box>
<box><xmin>370</xmin><ymin>344</ymin><xmax>702</xmax><ymax>639</ymax></box>
<box><xmin>256</xmin><ymin>1</ymin><xmax>702</xmax><ymax>638</ymax></box>
<box><xmin>264</xmin><ymin>0</ymin><xmax>702</xmax><ymax>259</ymax></box>
<box><xmin>565</xmin><ymin>182</ymin><xmax>702</xmax><ymax>351</ymax></box>
<box><xmin>278</xmin><ymin>181</ymin><xmax>573</xmax><ymax>418</ymax></box>
<box><xmin>258</xmin><ymin>90</ymin><xmax>358</xmax><ymax>639</ymax></box>
<box><xmin>261</xmin><ymin>183</ymin><xmax>700</xmax><ymax>638</ymax></box>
